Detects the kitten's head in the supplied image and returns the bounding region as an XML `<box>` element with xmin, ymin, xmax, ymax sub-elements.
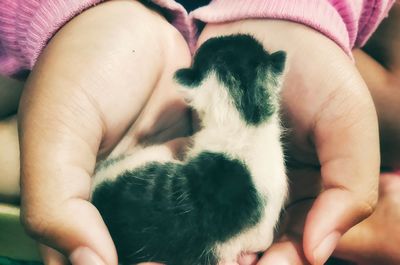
<box><xmin>174</xmin><ymin>34</ymin><xmax>286</xmax><ymax>126</ymax></box>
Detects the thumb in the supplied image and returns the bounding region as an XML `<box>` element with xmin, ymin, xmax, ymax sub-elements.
<box><xmin>257</xmin><ymin>240</ymin><xmax>307</xmax><ymax>265</ymax></box>
<box><xmin>303</xmin><ymin>79</ymin><xmax>380</xmax><ymax>265</ymax></box>
<box><xmin>19</xmin><ymin>131</ymin><xmax>118</xmax><ymax>265</ymax></box>
<box><xmin>21</xmin><ymin>196</ymin><xmax>117</xmax><ymax>265</ymax></box>
<box><xmin>19</xmin><ymin>83</ymin><xmax>117</xmax><ymax>265</ymax></box>
<box><xmin>39</xmin><ymin>244</ymin><xmax>68</xmax><ymax>265</ymax></box>
<box><xmin>40</xmin><ymin>244</ymin><xmax>111</xmax><ymax>265</ymax></box>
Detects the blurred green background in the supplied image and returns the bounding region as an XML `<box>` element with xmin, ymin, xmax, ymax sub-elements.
<box><xmin>0</xmin><ymin>203</ymin><xmax>41</xmax><ymax>265</ymax></box>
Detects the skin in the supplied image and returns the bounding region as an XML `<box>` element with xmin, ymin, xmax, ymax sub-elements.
<box><xmin>18</xmin><ymin>1</ymin><xmax>191</xmax><ymax>265</ymax></box>
<box><xmin>333</xmin><ymin>3</ymin><xmax>400</xmax><ymax>264</ymax></box>
<box><xmin>333</xmin><ymin>172</ymin><xmax>400</xmax><ymax>265</ymax></box>
<box><xmin>0</xmin><ymin>1</ymin><xmax>398</xmax><ymax>265</ymax></box>
<box><xmin>197</xmin><ymin>20</ymin><xmax>379</xmax><ymax>265</ymax></box>
<box><xmin>31</xmin><ymin>17</ymin><xmax>379</xmax><ymax>265</ymax></box>
<box><xmin>356</xmin><ymin>1</ymin><xmax>400</xmax><ymax>169</ymax></box>
<box><xmin>0</xmin><ymin>115</ymin><xmax>20</xmax><ymax>204</ymax></box>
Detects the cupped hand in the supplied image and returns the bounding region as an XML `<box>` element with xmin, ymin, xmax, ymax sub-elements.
<box><xmin>333</xmin><ymin>171</ymin><xmax>400</xmax><ymax>265</ymax></box>
<box><xmin>198</xmin><ymin>20</ymin><xmax>380</xmax><ymax>265</ymax></box>
<box><xmin>18</xmin><ymin>1</ymin><xmax>191</xmax><ymax>265</ymax></box>
<box><xmin>330</xmin><ymin>4</ymin><xmax>400</xmax><ymax>262</ymax></box>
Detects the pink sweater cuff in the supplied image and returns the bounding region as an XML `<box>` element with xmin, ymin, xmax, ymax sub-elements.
<box><xmin>191</xmin><ymin>0</ymin><xmax>395</xmax><ymax>56</ymax></box>
<box><xmin>0</xmin><ymin>0</ymin><xmax>104</xmax><ymax>77</ymax></box>
<box><xmin>0</xmin><ymin>0</ymin><xmax>396</xmax><ymax>77</ymax></box>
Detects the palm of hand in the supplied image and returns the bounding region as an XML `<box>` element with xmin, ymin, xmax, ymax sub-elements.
<box><xmin>100</xmin><ymin>55</ymin><xmax>193</xmax><ymax>159</ymax></box>
<box><xmin>18</xmin><ymin>2</ymin><xmax>193</xmax><ymax>263</ymax></box>
<box><xmin>255</xmin><ymin>29</ymin><xmax>380</xmax><ymax>264</ymax></box>
<box><xmin>92</xmin><ymin>28</ymin><xmax>378</xmax><ymax>265</ymax></box>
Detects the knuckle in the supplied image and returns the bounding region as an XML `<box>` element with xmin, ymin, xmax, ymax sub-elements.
<box><xmin>367</xmin><ymin>193</ymin><xmax>378</xmax><ymax>213</ymax></box>
<box><xmin>20</xmin><ymin>208</ymin><xmax>51</xmax><ymax>240</ymax></box>
<box><xmin>356</xmin><ymin>193</ymin><xmax>378</xmax><ymax>220</ymax></box>
<box><xmin>361</xmin><ymin>182</ymin><xmax>379</xmax><ymax>215</ymax></box>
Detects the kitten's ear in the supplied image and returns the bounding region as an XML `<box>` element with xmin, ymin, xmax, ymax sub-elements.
<box><xmin>270</xmin><ymin>51</ymin><xmax>286</xmax><ymax>74</ymax></box>
<box><xmin>174</xmin><ymin>68</ymin><xmax>197</xmax><ymax>103</ymax></box>
<box><xmin>174</xmin><ymin>68</ymin><xmax>198</xmax><ymax>87</ymax></box>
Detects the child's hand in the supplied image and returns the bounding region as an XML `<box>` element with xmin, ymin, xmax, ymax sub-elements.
<box><xmin>198</xmin><ymin>20</ymin><xmax>380</xmax><ymax>265</ymax></box>
<box><xmin>331</xmin><ymin>5</ymin><xmax>400</xmax><ymax>263</ymax></box>
<box><xmin>18</xmin><ymin>1</ymin><xmax>191</xmax><ymax>265</ymax></box>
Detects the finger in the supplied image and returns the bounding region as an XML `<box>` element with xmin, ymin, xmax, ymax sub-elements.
<box><xmin>39</xmin><ymin>244</ymin><xmax>68</xmax><ymax>265</ymax></box>
<box><xmin>163</xmin><ymin>137</ymin><xmax>192</xmax><ymax>160</ymax></box>
<box><xmin>304</xmin><ymin>74</ymin><xmax>380</xmax><ymax>265</ymax></box>
<box><xmin>257</xmin><ymin>240</ymin><xmax>308</xmax><ymax>265</ymax></box>
<box><xmin>256</xmin><ymin>199</ymin><xmax>313</xmax><ymax>265</ymax></box>
<box><xmin>333</xmin><ymin>219</ymin><xmax>374</xmax><ymax>263</ymax></box>
<box><xmin>238</xmin><ymin>253</ymin><xmax>258</xmax><ymax>265</ymax></box>
<box><xmin>333</xmin><ymin>172</ymin><xmax>400</xmax><ymax>264</ymax></box>
<box><xmin>20</xmin><ymin>85</ymin><xmax>116</xmax><ymax>265</ymax></box>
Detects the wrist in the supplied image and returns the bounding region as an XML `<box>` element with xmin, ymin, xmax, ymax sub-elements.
<box><xmin>199</xmin><ymin>19</ymin><xmax>346</xmax><ymax>57</ymax></box>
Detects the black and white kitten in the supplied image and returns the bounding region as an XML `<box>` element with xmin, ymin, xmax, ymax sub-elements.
<box><xmin>91</xmin><ymin>34</ymin><xmax>287</xmax><ymax>265</ymax></box>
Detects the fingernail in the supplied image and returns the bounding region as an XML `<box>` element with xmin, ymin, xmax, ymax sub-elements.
<box><xmin>70</xmin><ymin>247</ymin><xmax>106</xmax><ymax>265</ymax></box>
<box><xmin>313</xmin><ymin>232</ymin><xmax>341</xmax><ymax>265</ymax></box>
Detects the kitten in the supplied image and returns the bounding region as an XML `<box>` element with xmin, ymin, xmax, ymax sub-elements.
<box><xmin>91</xmin><ymin>34</ymin><xmax>287</xmax><ymax>265</ymax></box>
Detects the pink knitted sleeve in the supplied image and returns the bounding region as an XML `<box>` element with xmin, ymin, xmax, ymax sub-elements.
<box><xmin>0</xmin><ymin>0</ymin><xmax>104</xmax><ymax>77</ymax></box>
<box><xmin>0</xmin><ymin>0</ymin><xmax>396</xmax><ymax>77</ymax></box>
<box><xmin>190</xmin><ymin>0</ymin><xmax>396</xmax><ymax>56</ymax></box>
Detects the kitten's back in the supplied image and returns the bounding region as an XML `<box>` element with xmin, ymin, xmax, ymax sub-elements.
<box><xmin>92</xmin><ymin>152</ymin><xmax>262</xmax><ymax>265</ymax></box>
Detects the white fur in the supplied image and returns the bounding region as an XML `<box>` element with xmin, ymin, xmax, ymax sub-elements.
<box><xmin>91</xmin><ymin>145</ymin><xmax>177</xmax><ymax>196</ymax></box>
<box><xmin>186</xmin><ymin>73</ymin><xmax>287</xmax><ymax>261</ymax></box>
<box><xmin>91</xmin><ymin>71</ymin><xmax>287</xmax><ymax>263</ymax></box>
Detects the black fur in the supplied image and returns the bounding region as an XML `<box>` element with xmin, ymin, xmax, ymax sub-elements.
<box><xmin>174</xmin><ymin>34</ymin><xmax>286</xmax><ymax>125</ymax></box>
<box><xmin>92</xmin><ymin>152</ymin><xmax>262</xmax><ymax>265</ymax></box>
